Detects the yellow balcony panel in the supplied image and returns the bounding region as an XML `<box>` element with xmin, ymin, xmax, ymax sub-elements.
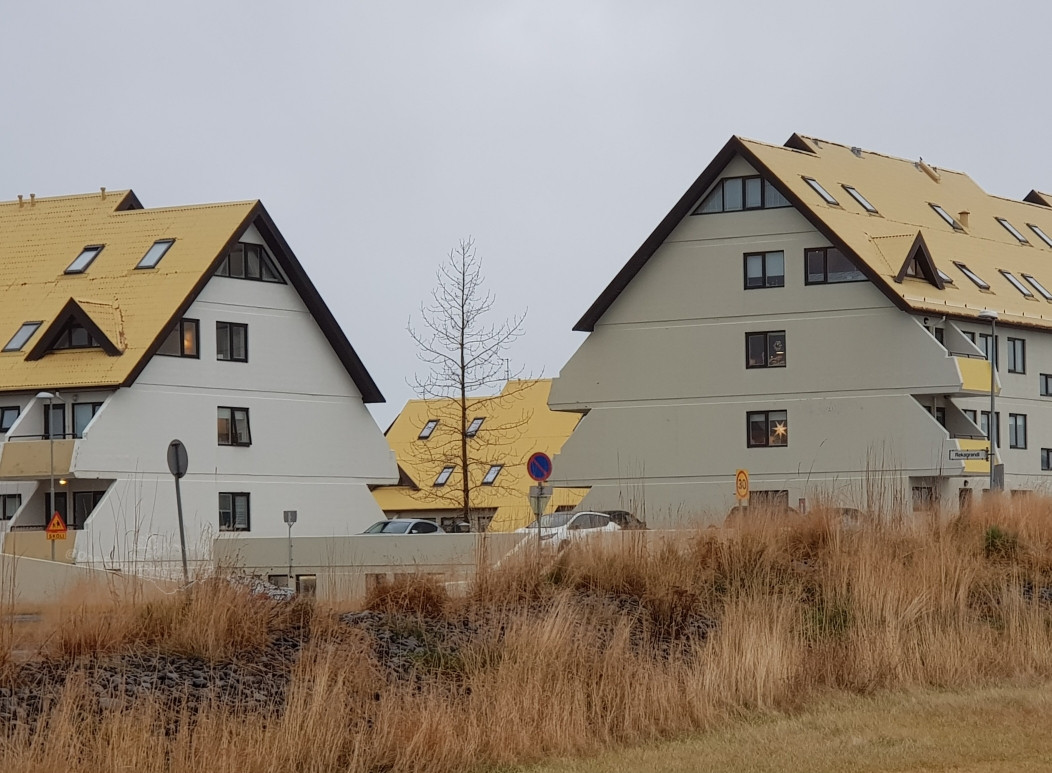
<box><xmin>956</xmin><ymin>437</ymin><xmax>992</xmax><ymax>476</ymax></box>
<box><xmin>2</xmin><ymin>528</ymin><xmax>77</xmax><ymax>563</ymax></box>
<box><xmin>954</xmin><ymin>357</ymin><xmax>998</xmax><ymax>396</ymax></box>
<box><xmin>0</xmin><ymin>440</ymin><xmax>75</xmax><ymax>480</ymax></box>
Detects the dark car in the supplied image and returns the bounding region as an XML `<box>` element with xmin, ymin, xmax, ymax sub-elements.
<box><xmin>601</xmin><ymin>510</ymin><xmax>647</xmax><ymax>530</ymax></box>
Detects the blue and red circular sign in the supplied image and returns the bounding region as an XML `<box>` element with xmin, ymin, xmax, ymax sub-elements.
<box><xmin>527</xmin><ymin>452</ymin><xmax>553</xmax><ymax>482</ymax></box>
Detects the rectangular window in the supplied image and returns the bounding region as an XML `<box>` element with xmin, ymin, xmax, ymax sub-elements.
<box><xmin>1007</xmin><ymin>337</ymin><xmax>1025</xmax><ymax>373</ymax></box>
<box><xmin>217</xmin><ymin>407</ymin><xmax>252</xmax><ymax>446</ymax></box>
<box><xmin>72</xmin><ymin>402</ymin><xmax>102</xmax><ymax>438</ymax></box>
<box><xmin>842</xmin><ymin>185</ymin><xmax>878</xmax><ymax>213</ymax></box>
<box><xmin>981</xmin><ymin>411</ymin><xmax>1000</xmax><ymax>448</ymax></box>
<box><xmin>1041</xmin><ymin>374</ymin><xmax>1052</xmax><ymax>396</ymax></box>
<box><xmin>43</xmin><ymin>404</ymin><xmax>66</xmax><ymax>439</ymax></box>
<box><xmin>1000</xmin><ymin>270</ymin><xmax>1034</xmax><ymax>298</ymax></box>
<box><xmin>931</xmin><ymin>204</ymin><xmax>964</xmax><ymax>231</ymax></box>
<box><xmin>1027</xmin><ymin>224</ymin><xmax>1052</xmax><ymax>249</ymax></box>
<box><xmin>466</xmin><ymin>417</ymin><xmax>484</xmax><ymax>437</ymax></box>
<box><xmin>954</xmin><ymin>262</ymin><xmax>990</xmax><ymax>289</ymax></box>
<box><xmin>803</xmin><ymin>177</ymin><xmax>838</xmax><ymax>205</ymax></box>
<box><xmin>71</xmin><ymin>490</ymin><xmax>104</xmax><ymax>529</ymax></box>
<box><xmin>743</xmin><ymin>251</ymin><xmax>785</xmax><ymax>289</ymax></box>
<box><xmin>963</xmin><ymin>331</ymin><xmax>976</xmax><ymax>344</ymax></box>
<box><xmin>44</xmin><ymin>492</ymin><xmax>67</xmax><ymax>521</ymax></box>
<box><xmin>434</xmin><ymin>466</ymin><xmax>454</xmax><ymax>486</ymax></box>
<box><xmin>219</xmin><ymin>492</ymin><xmax>251</xmax><ymax>532</ymax></box>
<box><xmin>135</xmin><ymin>239</ymin><xmax>174</xmax><ymax>269</ymax></box>
<box><xmin>694</xmin><ymin>177</ymin><xmax>791</xmax><ymax>214</ymax></box>
<box><xmin>996</xmin><ymin>217</ymin><xmax>1029</xmax><ymax>244</ymax></box>
<box><xmin>3</xmin><ymin>322</ymin><xmax>42</xmax><ymax>353</ymax></box>
<box><xmin>912</xmin><ymin>486</ymin><xmax>936</xmax><ymax>511</ymax></box>
<box><xmin>745</xmin><ymin>331</ymin><xmax>787</xmax><ymax>368</ymax></box>
<box><xmin>65</xmin><ymin>245</ymin><xmax>104</xmax><ymax>274</ymax></box>
<box><xmin>0</xmin><ymin>406</ymin><xmax>19</xmax><ymax>433</ymax></box>
<box><xmin>1022</xmin><ymin>273</ymin><xmax>1052</xmax><ymax>301</ymax></box>
<box><xmin>805</xmin><ymin>247</ymin><xmax>866</xmax><ymax>284</ymax></box>
<box><xmin>157</xmin><ymin>318</ymin><xmax>199</xmax><ymax>358</ymax></box>
<box><xmin>924</xmin><ymin>405</ymin><xmax>946</xmax><ymax>427</ymax></box>
<box><xmin>1043</xmin><ymin>449</ymin><xmax>1052</xmax><ymax>471</ymax></box>
<box><xmin>419</xmin><ymin>419</ymin><xmax>438</xmax><ymax>439</ymax></box>
<box><xmin>215</xmin><ymin>243</ymin><xmax>285</xmax><ymax>283</ymax></box>
<box><xmin>746</xmin><ymin>410</ymin><xmax>788</xmax><ymax>448</ymax></box>
<box><xmin>978</xmin><ymin>332</ymin><xmax>998</xmax><ymax>369</ymax></box>
<box><xmin>216</xmin><ymin>322</ymin><xmax>248</xmax><ymax>362</ymax></box>
<box><xmin>0</xmin><ymin>494</ymin><xmax>20</xmax><ymax>520</ymax></box>
<box><xmin>482</xmin><ymin>464</ymin><xmax>502</xmax><ymax>485</ymax></box>
<box><xmin>1009</xmin><ymin>413</ymin><xmax>1027</xmax><ymax>449</ymax></box>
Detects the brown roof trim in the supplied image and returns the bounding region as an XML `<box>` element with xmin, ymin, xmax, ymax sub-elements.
<box><xmin>573</xmin><ymin>135</ymin><xmax>917</xmax><ymax>332</ymax></box>
<box><xmin>893</xmin><ymin>232</ymin><xmax>945</xmax><ymax>289</ymax></box>
<box><xmin>252</xmin><ymin>204</ymin><xmax>385</xmax><ymax>403</ymax></box>
<box><xmin>25</xmin><ymin>298</ymin><xmax>122</xmax><ymax>361</ymax></box>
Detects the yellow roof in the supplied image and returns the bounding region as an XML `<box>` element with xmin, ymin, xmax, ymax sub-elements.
<box><xmin>0</xmin><ymin>190</ymin><xmax>256</xmax><ymax>391</ymax></box>
<box><xmin>576</xmin><ymin>134</ymin><xmax>1052</xmax><ymax>333</ymax></box>
<box><xmin>741</xmin><ymin>135</ymin><xmax>1052</xmax><ymax>328</ymax></box>
<box><xmin>372</xmin><ymin>379</ymin><xmax>587</xmax><ymax>531</ymax></box>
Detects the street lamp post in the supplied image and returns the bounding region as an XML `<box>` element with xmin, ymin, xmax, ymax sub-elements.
<box><xmin>36</xmin><ymin>391</ymin><xmax>57</xmax><ymax>561</ymax></box>
<box><xmin>977</xmin><ymin>310</ymin><xmax>999</xmax><ymax>492</ymax></box>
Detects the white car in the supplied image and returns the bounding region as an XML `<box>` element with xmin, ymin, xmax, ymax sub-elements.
<box><xmin>515</xmin><ymin>511</ymin><xmax>621</xmax><ymax>549</ymax></box>
<box><xmin>362</xmin><ymin>518</ymin><xmax>443</xmax><ymax>535</ymax></box>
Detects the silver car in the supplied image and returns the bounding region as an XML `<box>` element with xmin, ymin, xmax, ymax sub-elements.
<box><xmin>362</xmin><ymin>518</ymin><xmax>443</xmax><ymax>535</ymax></box>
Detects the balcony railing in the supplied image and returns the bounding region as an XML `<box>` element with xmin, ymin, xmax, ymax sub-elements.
<box><xmin>0</xmin><ymin>436</ymin><xmax>76</xmax><ymax>479</ymax></box>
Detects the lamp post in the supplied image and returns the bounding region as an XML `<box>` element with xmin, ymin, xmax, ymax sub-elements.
<box><xmin>977</xmin><ymin>309</ymin><xmax>999</xmax><ymax>492</ymax></box>
<box><xmin>36</xmin><ymin>391</ymin><xmax>57</xmax><ymax>561</ymax></box>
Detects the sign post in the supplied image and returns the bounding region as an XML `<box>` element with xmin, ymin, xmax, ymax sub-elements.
<box><xmin>527</xmin><ymin>452</ymin><xmax>553</xmax><ymax>549</ymax></box>
<box><xmin>735</xmin><ymin>469</ymin><xmax>749</xmax><ymax>506</ymax></box>
<box><xmin>166</xmin><ymin>440</ymin><xmax>190</xmax><ymax>585</ymax></box>
<box><xmin>45</xmin><ymin>511</ymin><xmax>67</xmax><ymax>545</ymax></box>
<box><xmin>283</xmin><ymin>510</ymin><xmax>298</xmax><ymax>590</ymax></box>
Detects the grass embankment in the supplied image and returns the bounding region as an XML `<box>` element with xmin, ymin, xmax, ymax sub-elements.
<box><xmin>0</xmin><ymin>500</ymin><xmax>1050</xmax><ymax>772</ymax></box>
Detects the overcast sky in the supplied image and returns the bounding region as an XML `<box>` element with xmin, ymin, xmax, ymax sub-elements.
<box><xmin>3</xmin><ymin>1</ymin><xmax>1051</xmax><ymax>426</ymax></box>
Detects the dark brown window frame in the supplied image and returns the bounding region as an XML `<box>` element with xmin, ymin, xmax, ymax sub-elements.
<box><xmin>157</xmin><ymin>318</ymin><xmax>200</xmax><ymax>358</ymax></box>
<box><xmin>745</xmin><ymin>330</ymin><xmax>787</xmax><ymax>369</ymax></box>
<box><xmin>135</xmin><ymin>239</ymin><xmax>175</xmax><ymax>269</ymax></box>
<box><xmin>1007</xmin><ymin>337</ymin><xmax>1026</xmax><ymax>374</ymax></box>
<box><xmin>805</xmin><ymin>246</ymin><xmax>867</xmax><ymax>285</ymax></box>
<box><xmin>692</xmin><ymin>175</ymin><xmax>792</xmax><ymax>215</ymax></box>
<box><xmin>743</xmin><ymin>251</ymin><xmax>785</xmax><ymax>290</ymax></box>
<box><xmin>746</xmin><ymin>410</ymin><xmax>789</xmax><ymax>448</ymax></box>
<box><xmin>419</xmin><ymin>419</ymin><xmax>439</xmax><ymax>439</ymax></box>
<box><xmin>215</xmin><ymin>242</ymin><xmax>286</xmax><ymax>284</ymax></box>
<box><xmin>219</xmin><ymin>492</ymin><xmax>251</xmax><ymax>532</ymax></box>
<box><xmin>217</xmin><ymin>406</ymin><xmax>252</xmax><ymax>446</ymax></box>
<box><xmin>0</xmin><ymin>405</ymin><xmax>20</xmax><ymax>433</ymax></box>
<box><xmin>216</xmin><ymin>321</ymin><xmax>249</xmax><ymax>362</ymax></box>
<box><xmin>1009</xmin><ymin>413</ymin><xmax>1027</xmax><ymax>449</ymax></box>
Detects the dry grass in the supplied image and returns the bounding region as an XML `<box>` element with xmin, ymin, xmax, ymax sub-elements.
<box><xmin>0</xmin><ymin>498</ymin><xmax>1050</xmax><ymax>772</ymax></box>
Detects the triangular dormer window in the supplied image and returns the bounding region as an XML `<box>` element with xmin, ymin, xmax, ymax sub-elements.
<box><xmin>24</xmin><ymin>299</ymin><xmax>122</xmax><ymax>361</ymax></box>
<box><xmin>894</xmin><ymin>232</ymin><xmax>945</xmax><ymax>289</ymax></box>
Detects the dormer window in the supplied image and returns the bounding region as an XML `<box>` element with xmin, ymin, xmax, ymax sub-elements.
<box><xmin>842</xmin><ymin>185</ymin><xmax>877</xmax><ymax>213</ymax></box>
<box><xmin>49</xmin><ymin>320</ymin><xmax>99</xmax><ymax>350</ymax></box>
<box><xmin>2</xmin><ymin>322</ymin><xmax>42</xmax><ymax>352</ymax></box>
<box><xmin>65</xmin><ymin>246</ymin><xmax>103</xmax><ymax>274</ymax></box>
<box><xmin>803</xmin><ymin>177</ymin><xmax>838</xmax><ymax>205</ymax></box>
<box><xmin>954</xmin><ymin>261</ymin><xmax>990</xmax><ymax>289</ymax></box>
<box><xmin>930</xmin><ymin>204</ymin><xmax>964</xmax><ymax>231</ymax></box>
<box><xmin>136</xmin><ymin>239</ymin><xmax>175</xmax><ymax>269</ymax></box>
<box><xmin>995</xmin><ymin>218</ymin><xmax>1029</xmax><ymax>244</ymax></box>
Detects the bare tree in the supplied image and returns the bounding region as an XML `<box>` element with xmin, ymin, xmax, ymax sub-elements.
<box><xmin>407</xmin><ymin>238</ymin><xmax>528</xmax><ymax>530</ymax></box>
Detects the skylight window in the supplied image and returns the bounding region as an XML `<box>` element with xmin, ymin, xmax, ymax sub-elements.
<box><xmin>930</xmin><ymin>204</ymin><xmax>964</xmax><ymax>231</ymax></box>
<box><xmin>803</xmin><ymin>177</ymin><xmax>839</xmax><ymax>205</ymax></box>
<box><xmin>954</xmin><ymin>262</ymin><xmax>990</xmax><ymax>289</ymax></box>
<box><xmin>996</xmin><ymin>218</ymin><xmax>1029</xmax><ymax>244</ymax></box>
<box><xmin>434</xmin><ymin>466</ymin><xmax>454</xmax><ymax>486</ymax></box>
<box><xmin>136</xmin><ymin>239</ymin><xmax>174</xmax><ymax>269</ymax></box>
<box><xmin>1022</xmin><ymin>274</ymin><xmax>1052</xmax><ymax>301</ymax></box>
<box><xmin>482</xmin><ymin>465</ymin><xmax>502</xmax><ymax>485</ymax></box>
<box><xmin>65</xmin><ymin>245</ymin><xmax>103</xmax><ymax>274</ymax></box>
<box><xmin>466</xmin><ymin>417</ymin><xmax>484</xmax><ymax>437</ymax></box>
<box><xmin>842</xmin><ymin>185</ymin><xmax>878</xmax><ymax>213</ymax></box>
<box><xmin>1000</xmin><ymin>270</ymin><xmax>1034</xmax><ymax>297</ymax></box>
<box><xmin>1027</xmin><ymin>224</ymin><xmax>1052</xmax><ymax>249</ymax></box>
<box><xmin>418</xmin><ymin>419</ymin><xmax>438</xmax><ymax>439</ymax></box>
<box><xmin>2</xmin><ymin>322</ymin><xmax>42</xmax><ymax>352</ymax></box>
<box><xmin>937</xmin><ymin>269</ymin><xmax>954</xmax><ymax>285</ymax></box>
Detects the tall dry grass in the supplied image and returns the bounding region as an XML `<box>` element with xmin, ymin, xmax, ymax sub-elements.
<box><xmin>0</xmin><ymin>498</ymin><xmax>1051</xmax><ymax>772</ymax></box>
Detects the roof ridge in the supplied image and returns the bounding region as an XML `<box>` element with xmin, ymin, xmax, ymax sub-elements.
<box><xmin>0</xmin><ymin>190</ymin><xmax>133</xmax><ymax>206</ymax></box>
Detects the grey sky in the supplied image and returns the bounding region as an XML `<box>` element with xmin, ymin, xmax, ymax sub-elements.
<box><xmin>3</xmin><ymin>1</ymin><xmax>1050</xmax><ymax>426</ymax></box>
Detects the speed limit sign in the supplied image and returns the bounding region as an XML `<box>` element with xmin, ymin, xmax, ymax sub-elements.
<box><xmin>735</xmin><ymin>469</ymin><xmax>749</xmax><ymax>501</ymax></box>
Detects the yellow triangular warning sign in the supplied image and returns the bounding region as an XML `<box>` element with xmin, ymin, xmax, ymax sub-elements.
<box><xmin>45</xmin><ymin>511</ymin><xmax>67</xmax><ymax>535</ymax></box>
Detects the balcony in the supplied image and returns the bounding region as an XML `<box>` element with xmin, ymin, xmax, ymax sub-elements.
<box><xmin>950</xmin><ymin>437</ymin><xmax>991</xmax><ymax>476</ymax></box>
<box><xmin>950</xmin><ymin>354</ymin><xmax>998</xmax><ymax>397</ymax></box>
<box><xmin>0</xmin><ymin>437</ymin><xmax>76</xmax><ymax>480</ymax></box>
<box><xmin>2</xmin><ymin>526</ymin><xmax>78</xmax><ymax>563</ymax></box>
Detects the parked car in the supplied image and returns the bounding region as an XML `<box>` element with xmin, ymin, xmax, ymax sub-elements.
<box><xmin>362</xmin><ymin>518</ymin><xmax>443</xmax><ymax>535</ymax></box>
<box><xmin>515</xmin><ymin>510</ymin><xmax>621</xmax><ymax>549</ymax></box>
<box><xmin>601</xmin><ymin>510</ymin><xmax>647</xmax><ymax>530</ymax></box>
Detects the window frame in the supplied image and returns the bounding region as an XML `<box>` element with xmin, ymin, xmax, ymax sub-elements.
<box><xmin>482</xmin><ymin>464</ymin><xmax>502</xmax><ymax>485</ymax></box>
<box><xmin>980</xmin><ymin>410</ymin><xmax>1001</xmax><ymax>448</ymax></box>
<box><xmin>743</xmin><ymin>251</ymin><xmax>785</xmax><ymax>290</ymax></box>
<box><xmin>954</xmin><ymin>261</ymin><xmax>990</xmax><ymax>290</ymax></box>
<box><xmin>465</xmin><ymin>417</ymin><xmax>484</xmax><ymax>437</ymax></box>
<box><xmin>805</xmin><ymin>246</ymin><xmax>867</xmax><ymax>285</ymax></box>
<box><xmin>1040</xmin><ymin>373</ymin><xmax>1052</xmax><ymax>397</ymax></box>
<box><xmin>434</xmin><ymin>466</ymin><xmax>454</xmax><ymax>486</ymax></box>
<box><xmin>216</xmin><ymin>321</ymin><xmax>249</xmax><ymax>363</ymax></box>
<box><xmin>0</xmin><ymin>406</ymin><xmax>20</xmax><ymax>433</ymax></box>
<box><xmin>1027</xmin><ymin>224</ymin><xmax>1052</xmax><ymax>249</ymax></box>
<box><xmin>977</xmin><ymin>332</ymin><xmax>998</xmax><ymax>369</ymax></box>
<box><xmin>1042</xmin><ymin>448</ymin><xmax>1052</xmax><ymax>471</ymax></box>
<box><xmin>49</xmin><ymin>320</ymin><xmax>99</xmax><ymax>351</ymax></box>
<box><xmin>418</xmin><ymin>419</ymin><xmax>439</xmax><ymax>440</ymax></box>
<box><xmin>219</xmin><ymin>492</ymin><xmax>251</xmax><ymax>532</ymax></box>
<box><xmin>1021</xmin><ymin>273</ymin><xmax>1052</xmax><ymax>301</ymax></box>
<box><xmin>841</xmin><ymin>185</ymin><xmax>878</xmax><ymax>213</ymax></box>
<box><xmin>931</xmin><ymin>204</ymin><xmax>964</xmax><ymax>231</ymax></box>
<box><xmin>157</xmin><ymin>318</ymin><xmax>200</xmax><ymax>358</ymax></box>
<box><xmin>995</xmin><ymin>217</ymin><xmax>1029</xmax><ymax>244</ymax></box>
<box><xmin>693</xmin><ymin>176</ymin><xmax>791</xmax><ymax>215</ymax></box>
<box><xmin>215</xmin><ymin>242</ymin><xmax>286</xmax><ymax>284</ymax></box>
<box><xmin>745</xmin><ymin>330</ymin><xmax>787</xmax><ymax>369</ymax></box>
<box><xmin>0</xmin><ymin>493</ymin><xmax>21</xmax><ymax>521</ymax></box>
<box><xmin>746</xmin><ymin>410</ymin><xmax>789</xmax><ymax>448</ymax></box>
<box><xmin>1007</xmin><ymin>337</ymin><xmax>1026</xmax><ymax>374</ymax></box>
<box><xmin>135</xmin><ymin>239</ymin><xmax>175</xmax><ymax>269</ymax></box>
<box><xmin>802</xmin><ymin>177</ymin><xmax>839</xmax><ymax>205</ymax></box>
<box><xmin>65</xmin><ymin>245</ymin><xmax>104</xmax><ymax>274</ymax></box>
<box><xmin>1000</xmin><ymin>270</ymin><xmax>1034</xmax><ymax>298</ymax></box>
<box><xmin>217</xmin><ymin>406</ymin><xmax>252</xmax><ymax>447</ymax></box>
<box><xmin>1009</xmin><ymin>413</ymin><xmax>1027</xmax><ymax>449</ymax></box>
<box><xmin>3</xmin><ymin>322</ymin><xmax>43</xmax><ymax>353</ymax></box>
<box><xmin>72</xmin><ymin>401</ymin><xmax>103</xmax><ymax>439</ymax></box>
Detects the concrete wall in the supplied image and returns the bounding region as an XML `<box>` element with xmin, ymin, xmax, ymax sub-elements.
<box><xmin>0</xmin><ymin>552</ymin><xmax>159</xmax><ymax>605</ymax></box>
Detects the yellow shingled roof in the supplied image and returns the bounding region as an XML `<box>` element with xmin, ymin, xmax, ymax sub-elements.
<box><xmin>372</xmin><ymin>379</ymin><xmax>587</xmax><ymax>532</ymax></box>
<box><xmin>0</xmin><ymin>190</ymin><xmax>256</xmax><ymax>391</ymax></box>
<box><xmin>740</xmin><ymin>136</ymin><xmax>1052</xmax><ymax>328</ymax></box>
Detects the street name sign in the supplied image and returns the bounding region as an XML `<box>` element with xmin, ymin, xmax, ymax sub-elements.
<box><xmin>949</xmin><ymin>449</ymin><xmax>989</xmax><ymax>461</ymax></box>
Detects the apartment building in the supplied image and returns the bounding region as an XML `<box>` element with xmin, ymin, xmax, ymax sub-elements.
<box><xmin>549</xmin><ymin>134</ymin><xmax>1052</xmax><ymax>524</ymax></box>
<box><xmin>373</xmin><ymin>379</ymin><xmax>586</xmax><ymax>532</ymax></box>
<box><xmin>0</xmin><ymin>190</ymin><xmax>396</xmax><ymax>571</ymax></box>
